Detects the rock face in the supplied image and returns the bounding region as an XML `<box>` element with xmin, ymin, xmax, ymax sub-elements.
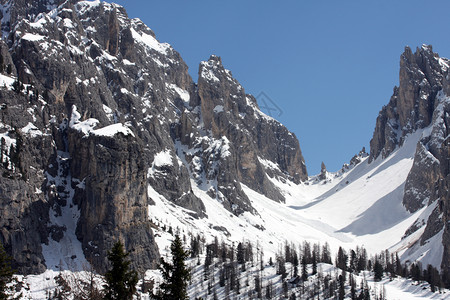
<box><xmin>0</xmin><ymin>0</ymin><xmax>308</xmax><ymax>274</ymax></box>
<box><xmin>319</xmin><ymin>162</ymin><xmax>327</xmax><ymax>181</ymax></box>
<box><xmin>174</xmin><ymin>55</ymin><xmax>308</xmax><ymax>213</ymax></box>
<box><xmin>369</xmin><ymin>45</ymin><xmax>446</xmax><ymax>162</ymax></box>
<box><xmin>369</xmin><ymin>45</ymin><xmax>450</xmax><ymax>272</ymax></box>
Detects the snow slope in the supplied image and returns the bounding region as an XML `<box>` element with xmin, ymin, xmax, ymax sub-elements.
<box><xmin>146</xmin><ymin>129</ymin><xmax>427</xmax><ymax>263</ymax></box>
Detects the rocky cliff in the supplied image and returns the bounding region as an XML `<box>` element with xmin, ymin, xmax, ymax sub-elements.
<box><xmin>369</xmin><ymin>45</ymin><xmax>450</xmax><ymax>272</ymax></box>
<box><xmin>0</xmin><ymin>0</ymin><xmax>307</xmax><ymax>274</ymax></box>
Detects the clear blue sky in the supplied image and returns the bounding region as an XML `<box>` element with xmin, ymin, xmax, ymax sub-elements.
<box><xmin>111</xmin><ymin>0</ymin><xmax>450</xmax><ymax>175</ymax></box>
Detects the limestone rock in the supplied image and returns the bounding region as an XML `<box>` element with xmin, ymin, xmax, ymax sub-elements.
<box><xmin>0</xmin><ymin>0</ymin><xmax>309</xmax><ymax>274</ymax></box>
<box><xmin>319</xmin><ymin>162</ymin><xmax>327</xmax><ymax>180</ymax></box>
<box><xmin>369</xmin><ymin>45</ymin><xmax>450</xmax><ymax>271</ymax></box>
<box><xmin>369</xmin><ymin>45</ymin><xmax>447</xmax><ymax>162</ymax></box>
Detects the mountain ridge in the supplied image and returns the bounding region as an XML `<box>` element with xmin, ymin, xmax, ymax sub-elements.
<box><xmin>0</xmin><ymin>0</ymin><xmax>448</xmax><ymax>284</ymax></box>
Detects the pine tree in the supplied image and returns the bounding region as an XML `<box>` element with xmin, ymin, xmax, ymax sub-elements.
<box><xmin>350</xmin><ymin>273</ymin><xmax>356</xmax><ymax>300</ymax></box>
<box><xmin>301</xmin><ymin>257</ymin><xmax>308</xmax><ymax>281</ymax></box>
<box><xmin>312</xmin><ymin>251</ymin><xmax>317</xmax><ymax>275</ymax></box>
<box><xmin>276</xmin><ymin>254</ymin><xmax>287</xmax><ymax>279</ymax></box>
<box><xmin>0</xmin><ymin>242</ymin><xmax>14</xmax><ymax>300</ymax></box>
<box><xmin>293</xmin><ymin>250</ymin><xmax>299</xmax><ymax>277</ymax></box>
<box><xmin>283</xmin><ymin>281</ymin><xmax>288</xmax><ymax>298</ymax></box>
<box><xmin>103</xmin><ymin>241</ymin><xmax>138</xmax><ymax>300</ymax></box>
<box><xmin>357</xmin><ymin>246</ymin><xmax>367</xmax><ymax>272</ymax></box>
<box><xmin>336</xmin><ymin>247</ymin><xmax>347</xmax><ymax>271</ymax></box>
<box><xmin>374</xmin><ymin>259</ymin><xmax>383</xmax><ymax>281</ymax></box>
<box><xmin>338</xmin><ymin>275</ymin><xmax>345</xmax><ymax>300</ymax></box>
<box><xmin>394</xmin><ymin>253</ymin><xmax>403</xmax><ymax>277</ymax></box>
<box><xmin>411</xmin><ymin>263</ymin><xmax>422</xmax><ymax>282</ymax></box>
<box><xmin>156</xmin><ymin>234</ymin><xmax>191</xmax><ymax>300</ymax></box>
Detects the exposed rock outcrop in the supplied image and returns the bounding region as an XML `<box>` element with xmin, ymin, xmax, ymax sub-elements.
<box><xmin>369</xmin><ymin>45</ymin><xmax>446</xmax><ymax>162</ymax></box>
<box><xmin>0</xmin><ymin>0</ymin><xmax>308</xmax><ymax>274</ymax></box>
<box><xmin>369</xmin><ymin>45</ymin><xmax>450</xmax><ymax>271</ymax></box>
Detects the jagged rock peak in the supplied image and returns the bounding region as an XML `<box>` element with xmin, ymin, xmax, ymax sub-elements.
<box><xmin>368</xmin><ymin>44</ymin><xmax>450</xmax><ymax>272</ymax></box>
<box><xmin>208</xmin><ymin>54</ymin><xmax>221</xmax><ymax>62</ymax></box>
<box><xmin>197</xmin><ymin>54</ymin><xmax>308</xmax><ymax>183</ymax></box>
<box><xmin>319</xmin><ymin>161</ymin><xmax>327</xmax><ymax>180</ymax></box>
<box><xmin>369</xmin><ymin>44</ymin><xmax>449</xmax><ymax>162</ymax></box>
<box><xmin>198</xmin><ymin>54</ymin><xmax>236</xmax><ymax>86</ymax></box>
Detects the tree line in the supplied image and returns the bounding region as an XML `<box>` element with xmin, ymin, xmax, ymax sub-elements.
<box><xmin>1</xmin><ymin>229</ymin><xmax>449</xmax><ymax>299</ymax></box>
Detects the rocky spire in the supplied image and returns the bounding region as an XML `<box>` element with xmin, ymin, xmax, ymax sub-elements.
<box><xmin>319</xmin><ymin>161</ymin><xmax>327</xmax><ymax>180</ymax></box>
<box><xmin>368</xmin><ymin>44</ymin><xmax>450</xmax><ymax>272</ymax></box>
<box><xmin>369</xmin><ymin>45</ymin><xmax>447</xmax><ymax>162</ymax></box>
<box><xmin>195</xmin><ymin>55</ymin><xmax>307</xmax><ymax>205</ymax></box>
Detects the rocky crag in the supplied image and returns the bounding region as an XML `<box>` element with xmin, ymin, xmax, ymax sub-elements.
<box><xmin>369</xmin><ymin>45</ymin><xmax>450</xmax><ymax>272</ymax></box>
<box><xmin>0</xmin><ymin>0</ymin><xmax>307</xmax><ymax>274</ymax></box>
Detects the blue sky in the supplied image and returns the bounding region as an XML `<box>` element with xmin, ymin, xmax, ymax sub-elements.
<box><xmin>112</xmin><ymin>0</ymin><xmax>450</xmax><ymax>175</ymax></box>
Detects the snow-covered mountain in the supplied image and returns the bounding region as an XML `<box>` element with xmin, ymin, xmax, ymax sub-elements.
<box><xmin>0</xmin><ymin>0</ymin><xmax>448</xmax><ymax>295</ymax></box>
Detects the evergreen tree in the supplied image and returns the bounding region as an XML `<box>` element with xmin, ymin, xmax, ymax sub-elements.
<box><xmin>336</xmin><ymin>247</ymin><xmax>347</xmax><ymax>271</ymax></box>
<box><xmin>285</xmin><ymin>242</ymin><xmax>292</xmax><ymax>263</ymax></box>
<box><xmin>254</xmin><ymin>275</ymin><xmax>262</xmax><ymax>299</ymax></box>
<box><xmin>410</xmin><ymin>263</ymin><xmax>422</xmax><ymax>282</ymax></box>
<box><xmin>219</xmin><ymin>266</ymin><xmax>225</xmax><ymax>287</ymax></box>
<box><xmin>338</xmin><ymin>275</ymin><xmax>345</xmax><ymax>300</ymax></box>
<box><xmin>312</xmin><ymin>251</ymin><xmax>317</xmax><ymax>275</ymax></box>
<box><xmin>302</xmin><ymin>241</ymin><xmax>312</xmax><ymax>264</ymax></box>
<box><xmin>426</xmin><ymin>264</ymin><xmax>441</xmax><ymax>292</ymax></box>
<box><xmin>221</xmin><ymin>240</ymin><xmax>227</xmax><ymax>263</ymax></box>
<box><xmin>349</xmin><ymin>249</ymin><xmax>357</xmax><ymax>272</ymax></box>
<box><xmin>282</xmin><ymin>281</ymin><xmax>288</xmax><ymax>298</ymax></box>
<box><xmin>190</xmin><ymin>234</ymin><xmax>199</xmax><ymax>258</ymax></box>
<box><xmin>321</xmin><ymin>242</ymin><xmax>332</xmax><ymax>264</ymax></box>
<box><xmin>276</xmin><ymin>255</ymin><xmax>287</xmax><ymax>279</ymax></box>
<box><xmin>213</xmin><ymin>236</ymin><xmax>219</xmax><ymax>258</ymax></box>
<box><xmin>301</xmin><ymin>257</ymin><xmax>308</xmax><ymax>281</ymax></box>
<box><xmin>234</xmin><ymin>267</ymin><xmax>240</xmax><ymax>294</ymax></box>
<box><xmin>350</xmin><ymin>273</ymin><xmax>357</xmax><ymax>300</ymax></box>
<box><xmin>204</xmin><ymin>244</ymin><xmax>214</xmax><ymax>281</ymax></box>
<box><xmin>0</xmin><ymin>242</ymin><xmax>14</xmax><ymax>300</ymax></box>
<box><xmin>293</xmin><ymin>250</ymin><xmax>299</xmax><ymax>277</ymax></box>
<box><xmin>374</xmin><ymin>259</ymin><xmax>383</xmax><ymax>282</ymax></box>
<box><xmin>236</xmin><ymin>242</ymin><xmax>245</xmax><ymax>265</ymax></box>
<box><xmin>357</xmin><ymin>246</ymin><xmax>367</xmax><ymax>272</ymax></box>
<box><xmin>265</xmin><ymin>280</ymin><xmax>273</xmax><ymax>299</ymax></box>
<box><xmin>156</xmin><ymin>234</ymin><xmax>191</xmax><ymax>300</ymax></box>
<box><xmin>103</xmin><ymin>241</ymin><xmax>138</xmax><ymax>300</ymax></box>
<box><xmin>394</xmin><ymin>253</ymin><xmax>403</xmax><ymax>277</ymax></box>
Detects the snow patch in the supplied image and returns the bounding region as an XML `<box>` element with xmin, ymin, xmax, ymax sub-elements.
<box><xmin>69</xmin><ymin>105</ymin><xmax>133</xmax><ymax>137</ymax></box>
<box><xmin>166</xmin><ymin>83</ymin><xmax>190</xmax><ymax>103</ymax></box>
<box><xmin>21</xmin><ymin>122</ymin><xmax>43</xmax><ymax>138</ymax></box>
<box><xmin>21</xmin><ymin>33</ymin><xmax>45</xmax><ymax>41</ymax></box>
<box><xmin>91</xmin><ymin>123</ymin><xmax>134</xmax><ymax>137</ymax></box>
<box><xmin>130</xmin><ymin>28</ymin><xmax>170</xmax><ymax>55</ymax></box>
<box><xmin>213</xmin><ymin>105</ymin><xmax>224</xmax><ymax>113</ymax></box>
